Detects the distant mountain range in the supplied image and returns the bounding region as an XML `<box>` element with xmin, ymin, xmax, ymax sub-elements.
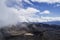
<box><xmin>16</xmin><ymin>22</ymin><xmax>60</xmax><ymax>30</ymax></box>
<box><xmin>0</xmin><ymin>22</ymin><xmax>60</xmax><ymax>40</ymax></box>
<box><xmin>42</xmin><ymin>21</ymin><xmax>60</xmax><ymax>25</ymax></box>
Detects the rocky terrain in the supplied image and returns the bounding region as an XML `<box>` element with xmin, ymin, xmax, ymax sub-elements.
<box><xmin>0</xmin><ymin>23</ymin><xmax>60</xmax><ymax>40</ymax></box>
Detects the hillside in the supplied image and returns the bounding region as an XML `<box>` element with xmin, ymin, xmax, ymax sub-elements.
<box><xmin>0</xmin><ymin>22</ymin><xmax>60</xmax><ymax>40</ymax></box>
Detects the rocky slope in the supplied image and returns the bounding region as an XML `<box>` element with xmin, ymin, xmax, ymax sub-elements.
<box><xmin>0</xmin><ymin>23</ymin><xmax>60</xmax><ymax>40</ymax></box>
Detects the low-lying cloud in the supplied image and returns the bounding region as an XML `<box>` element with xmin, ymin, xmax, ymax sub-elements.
<box><xmin>0</xmin><ymin>0</ymin><xmax>60</xmax><ymax>27</ymax></box>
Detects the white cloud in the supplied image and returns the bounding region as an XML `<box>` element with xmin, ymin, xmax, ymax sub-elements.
<box><xmin>24</xmin><ymin>0</ymin><xmax>33</xmax><ymax>4</ymax></box>
<box><xmin>54</xmin><ymin>4</ymin><xmax>60</xmax><ymax>7</ymax></box>
<box><xmin>0</xmin><ymin>0</ymin><xmax>60</xmax><ymax>27</ymax></box>
<box><xmin>40</xmin><ymin>10</ymin><xmax>50</xmax><ymax>14</ymax></box>
<box><xmin>0</xmin><ymin>0</ymin><xmax>20</xmax><ymax>27</ymax></box>
<box><xmin>0</xmin><ymin>0</ymin><xmax>40</xmax><ymax>26</ymax></box>
<box><xmin>5</xmin><ymin>0</ymin><xmax>23</xmax><ymax>9</ymax></box>
<box><xmin>41</xmin><ymin>16</ymin><xmax>60</xmax><ymax>21</ymax></box>
<box><xmin>31</xmin><ymin>0</ymin><xmax>60</xmax><ymax>3</ymax></box>
<box><xmin>15</xmin><ymin>7</ymin><xmax>40</xmax><ymax>22</ymax></box>
<box><xmin>56</xmin><ymin>4</ymin><xmax>60</xmax><ymax>7</ymax></box>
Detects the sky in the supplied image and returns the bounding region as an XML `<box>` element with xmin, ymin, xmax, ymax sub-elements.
<box><xmin>0</xmin><ymin>0</ymin><xmax>60</xmax><ymax>26</ymax></box>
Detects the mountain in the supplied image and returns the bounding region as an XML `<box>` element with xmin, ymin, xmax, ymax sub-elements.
<box><xmin>42</xmin><ymin>21</ymin><xmax>60</xmax><ymax>25</ymax></box>
<box><xmin>0</xmin><ymin>22</ymin><xmax>60</xmax><ymax>40</ymax></box>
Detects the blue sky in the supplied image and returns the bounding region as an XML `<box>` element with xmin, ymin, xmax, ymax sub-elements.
<box><xmin>22</xmin><ymin>2</ymin><xmax>60</xmax><ymax>16</ymax></box>
<box><xmin>6</xmin><ymin>0</ymin><xmax>60</xmax><ymax>17</ymax></box>
<box><xmin>0</xmin><ymin>0</ymin><xmax>60</xmax><ymax>26</ymax></box>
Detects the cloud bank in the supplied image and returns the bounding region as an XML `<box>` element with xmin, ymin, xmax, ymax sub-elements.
<box><xmin>0</xmin><ymin>0</ymin><xmax>60</xmax><ymax>27</ymax></box>
<box><xmin>31</xmin><ymin>0</ymin><xmax>60</xmax><ymax>3</ymax></box>
<box><xmin>40</xmin><ymin>10</ymin><xmax>50</xmax><ymax>14</ymax></box>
